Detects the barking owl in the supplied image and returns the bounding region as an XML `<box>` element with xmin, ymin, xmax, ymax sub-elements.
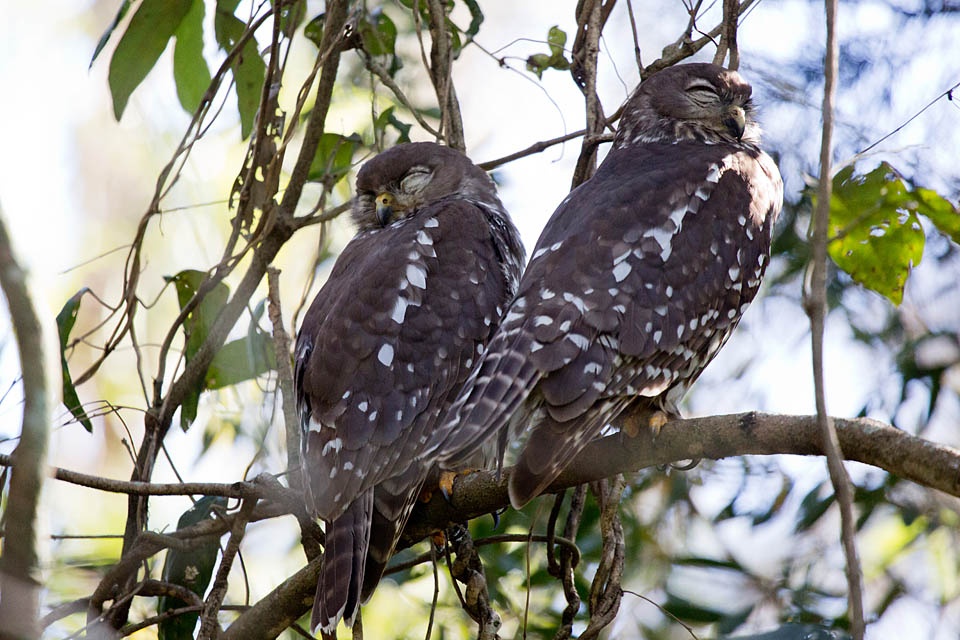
<box><xmin>435</xmin><ymin>63</ymin><xmax>784</xmax><ymax>508</ymax></box>
<box><xmin>295</xmin><ymin>142</ymin><xmax>524</xmax><ymax>632</ymax></box>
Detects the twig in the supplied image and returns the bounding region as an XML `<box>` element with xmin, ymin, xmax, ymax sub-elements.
<box><xmin>0</xmin><ymin>203</ymin><xmax>49</xmax><ymax>638</ymax></box>
<box><xmin>569</xmin><ymin>0</ymin><xmax>608</xmax><ymax>188</ymax></box>
<box><xmin>804</xmin><ymin>0</ymin><xmax>865</xmax><ymax>635</ymax></box>
<box><xmin>198</xmin><ymin>497</ymin><xmax>258</xmax><ymax>639</ymax></box>
<box><xmin>266</xmin><ymin>267</ymin><xmax>301</xmax><ymax>490</ymax></box>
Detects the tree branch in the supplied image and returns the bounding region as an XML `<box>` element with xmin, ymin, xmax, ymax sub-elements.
<box><xmin>214</xmin><ymin>412</ymin><xmax>960</xmax><ymax>638</ymax></box>
<box><xmin>0</xmin><ymin>202</ymin><xmax>49</xmax><ymax>638</ymax></box>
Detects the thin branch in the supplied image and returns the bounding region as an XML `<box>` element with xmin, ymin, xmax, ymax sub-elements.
<box><xmin>805</xmin><ymin>0</ymin><xmax>865</xmax><ymax>634</ymax></box>
<box><xmin>198</xmin><ymin>497</ymin><xmax>258</xmax><ymax>639</ymax></box>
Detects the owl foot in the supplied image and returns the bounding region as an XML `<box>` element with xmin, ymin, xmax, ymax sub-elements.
<box><xmin>621</xmin><ymin>408</ymin><xmax>670</xmax><ymax>438</ymax></box>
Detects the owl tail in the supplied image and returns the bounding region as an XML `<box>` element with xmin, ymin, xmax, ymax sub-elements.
<box><xmin>509</xmin><ymin>399</ymin><xmax>628</xmax><ymax>509</ymax></box>
<box><xmin>312</xmin><ymin>490</ymin><xmax>373</xmax><ymax>634</ymax></box>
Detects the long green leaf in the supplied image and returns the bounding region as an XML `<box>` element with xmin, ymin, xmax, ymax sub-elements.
<box><xmin>55</xmin><ymin>289</ymin><xmax>93</xmax><ymax>433</ymax></box>
<box><xmin>214</xmin><ymin>11</ymin><xmax>265</xmax><ymax>139</ymax></box>
<box><xmin>173</xmin><ymin>0</ymin><xmax>212</xmax><ymax>114</ymax></box>
<box><xmin>108</xmin><ymin>0</ymin><xmax>195</xmax><ymax>119</ymax></box>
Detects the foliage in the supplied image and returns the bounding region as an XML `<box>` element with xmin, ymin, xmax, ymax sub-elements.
<box><xmin>2</xmin><ymin>1</ymin><xmax>959</xmax><ymax>639</ymax></box>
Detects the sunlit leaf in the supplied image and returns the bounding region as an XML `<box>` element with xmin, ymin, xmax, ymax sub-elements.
<box><xmin>90</xmin><ymin>0</ymin><xmax>133</xmax><ymax>68</ymax></box>
<box><xmin>158</xmin><ymin>496</ymin><xmax>226</xmax><ymax>639</ymax></box>
<box><xmin>108</xmin><ymin>0</ymin><xmax>195</xmax><ymax>119</ymax></box>
<box><xmin>914</xmin><ymin>187</ymin><xmax>960</xmax><ymax>243</ymax></box>
<box><xmin>56</xmin><ymin>289</ymin><xmax>93</xmax><ymax>433</ymax></box>
<box><xmin>822</xmin><ymin>163</ymin><xmax>925</xmax><ymax>305</ymax></box>
<box><xmin>173</xmin><ymin>0</ymin><xmax>211</xmax><ymax>113</ymax></box>
<box><xmin>308</xmin><ymin>133</ymin><xmax>363</xmax><ymax>183</ymax></box>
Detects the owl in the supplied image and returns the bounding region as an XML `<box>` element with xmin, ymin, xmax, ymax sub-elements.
<box><xmin>434</xmin><ymin>63</ymin><xmax>784</xmax><ymax>508</ymax></box>
<box><xmin>295</xmin><ymin>142</ymin><xmax>524</xmax><ymax>631</ymax></box>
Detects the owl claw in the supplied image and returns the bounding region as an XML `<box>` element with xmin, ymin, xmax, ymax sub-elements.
<box><xmin>620</xmin><ymin>408</ymin><xmax>671</xmax><ymax>438</ymax></box>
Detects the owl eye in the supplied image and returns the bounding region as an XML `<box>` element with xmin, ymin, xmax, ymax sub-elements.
<box><xmin>684</xmin><ymin>81</ymin><xmax>719</xmax><ymax>106</ymax></box>
<box><xmin>400</xmin><ymin>167</ymin><xmax>432</xmax><ymax>193</ymax></box>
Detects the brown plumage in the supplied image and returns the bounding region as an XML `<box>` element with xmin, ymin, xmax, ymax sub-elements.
<box><xmin>436</xmin><ymin>63</ymin><xmax>784</xmax><ymax>508</ymax></box>
<box><xmin>295</xmin><ymin>142</ymin><xmax>524</xmax><ymax>632</ymax></box>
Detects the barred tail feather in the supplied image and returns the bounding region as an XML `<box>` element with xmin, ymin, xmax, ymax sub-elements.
<box><xmin>508</xmin><ymin>398</ymin><xmax>629</xmax><ymax>508</ymax></box>
<box><xmin>313</xmin><ymin>490</ymin><xmax>373</xmax><ymax>633</ymax></box>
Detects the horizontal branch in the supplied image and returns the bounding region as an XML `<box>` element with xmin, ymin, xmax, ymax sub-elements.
<box><xmin>403</xmin><ymin>412</ymin><xmax>960</xmax><ymax>541</ymax></box>
<box><xmin>220</xmin><ymin>412</ymin><xmax>960</xmax><ymax>638</ymax></box>
<box><xmin>0</xmin><ymin>454</ymin><xmax>301</xmax><ymax>504</ymax></box>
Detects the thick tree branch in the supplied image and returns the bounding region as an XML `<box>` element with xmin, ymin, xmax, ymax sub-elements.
<box><xmin>214</xmin><ymin>412</ymin><xmax>960</xmax><ymax>638</ymax></box>
<box><xmin>405</xmin><ymin>413</ymin><xmax>960</xmax><ymax>541</ymax></box>
<box><xmin>0</xmin><ymin>204</ymin><xmax>49</xmax><ymax>638</ymax></box>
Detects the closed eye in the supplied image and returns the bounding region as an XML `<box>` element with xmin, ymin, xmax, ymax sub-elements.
<box><xmin>400</xmin><ymin>167</ymin><xmax>432</xmax><ymax>193</ymax></box>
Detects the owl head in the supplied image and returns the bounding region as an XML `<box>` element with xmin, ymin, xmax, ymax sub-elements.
<box><xmin>352</xmin><ymin>142</ymin><xmax>500</xmax><ymax>230</ymax></box>
<box><xmin>615</xmin><ymin>63</ymin><xmax>761</xmax><ymax>147</ymax></box>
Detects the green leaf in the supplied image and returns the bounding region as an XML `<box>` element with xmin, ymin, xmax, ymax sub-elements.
<box><xmin>214</xmin><ymin>11</ymin><xmax>265</xmax><ymax>139</ymax></box>
<box><xmin>108</xmin><ymin>0</ymin><xmax>195</xmax><ymax>119</ymax></box>
<box><xmin>307</xmin><ymin>133</ymin><xmax>363</xmax><ymax>183</ymax></box>
<box><xmin>359</xmin><ymin>11</ymin><xmax>397</xmax><ymax>57</ymax></box>
<box><xmin>913</xmin><ymin>187</ymin><xmax>960</xmax><ymax>244</ymax></box>
<box><xmin>164</xmin><ymin>270</ymin><xmax>230</xmax><ymax>429</ymax></box>
<box><xmin>90</xmin><ymin>0</ymin><xmax>133</xmax><ymax>68</ymax></box>
<box><xmin>525</xmin><ymin>25</ymin><xmax>570</xmax><ymax>78</ymax></box>
<box><xmin>56</xmin><ymin>289</ymin><xmax>93</xmax><ymax>433</ymax></box>
<box><xmin>158</xmin><ymin>496</ymin><xmax>226</xmax><ymax>640</ymax></box>
<box><xmin>303</xmin><ymin>13</ymin><xmax>325</xmax><ymax>48</ymax></box>
<box><xmin>204</xmin><ymin>332</ymin><xmax>275</xmax><ymax>389</ymax></box>
<box><xmin>460</xmin><ymin>0</ymin><xmax>484</xmax><ymax>38</ymax></box>
<box><xmin>374</xmin><ymin>107</ymin><xmax>412</xmax><ymax>144</ymax></box>
<box><xmin>173</xmin><ymin>0</ymin><xmax>211</xmax><ymax>114</ymax></box>
<box><xmin>824</xmin><ymin>162</ymin><xmax>925</xmax><ymax>305</ymax></box>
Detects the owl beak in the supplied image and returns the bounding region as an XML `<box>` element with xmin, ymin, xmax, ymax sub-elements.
<box><xmin>722</xmin><ymin>105</ymin><xmax>746</xmax><ymax>141</ymax></box>
<box><xmin>375</xmin><ymin>193</ymin><xmax>396</xmax><ymax>227</ymax></box>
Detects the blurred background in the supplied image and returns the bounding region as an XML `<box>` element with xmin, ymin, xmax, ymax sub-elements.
<box><xmin>1</xmin><ymin>0</ymin><xmax>959</xmax><ymax>638</ymax></box>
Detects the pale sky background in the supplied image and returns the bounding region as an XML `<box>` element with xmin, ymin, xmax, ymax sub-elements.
<box><xmin>1</xmin><ymin>0</ymin><xmax>959</xmax><ymax>638</ymax></box>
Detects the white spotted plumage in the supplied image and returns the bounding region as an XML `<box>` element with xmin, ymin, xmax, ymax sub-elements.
<box><xmin>436</xmin><ymin>63</ymin><xmax>783</xmax><ymax>509</ymax></box>
<box><xmin>295</xmin><ymin>142</ymin><xmax>524</xmax><ymax>633</ymax></box>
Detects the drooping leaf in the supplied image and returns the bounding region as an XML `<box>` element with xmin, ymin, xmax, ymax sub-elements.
<box><xmin>173</xmin><ymin>0</ymin><xmax>212</xmax><ymax>114</ymax></box>
<box><xmin>164</xmin><ymin>270</ymin><xmax>230</xmax><ymax>429</ymax></box>
<box><xmin>90</xmin><ymin>0</ymin><xmax>133</xmax><ymax>68</ymax></box>
<box><xmin>158</xmin><ymin>496</ymin><xmax>226</xmax><ymax>639</ymax></box>
<box><xmin>914</xmin><ymin>187</ymin><xmax>960</xmax><ymax>243</ymax></box>
<box><xmin>822</xmin><ymin>162</ymin><xmax>925</xmax><ymax>305</ymax></box>
<box><xmin>307</xmin><ymin>133</ymin><xmax>363</xmax><ymax>183</ymax></box>
<box><xmin>460</xmin><ymin>0</ymin><xmax>484</xmax><ymax>39</ymax></box>
<box><xmin>214</xmin><ymin>10</ymin><xmax>266</xmax><ymax>139</ymax></box>
<box><xmin>55</xmin><ymin>289</ymin><xmax>93</xmax><ymax>433</ymax></box>
<box><xmin>795</xmin><ymin>482</ymin><xmax>834</xmax><ymax>532</ymax></box>
<box><xmin>526</xmin><ymin>26</ymin><xmax>571</xmax><ymax>79</ymax></box>
<box><xmin>108</xmin><ymin>0</ymin><xmax>195</xmax><ymax>119</ymax></box>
